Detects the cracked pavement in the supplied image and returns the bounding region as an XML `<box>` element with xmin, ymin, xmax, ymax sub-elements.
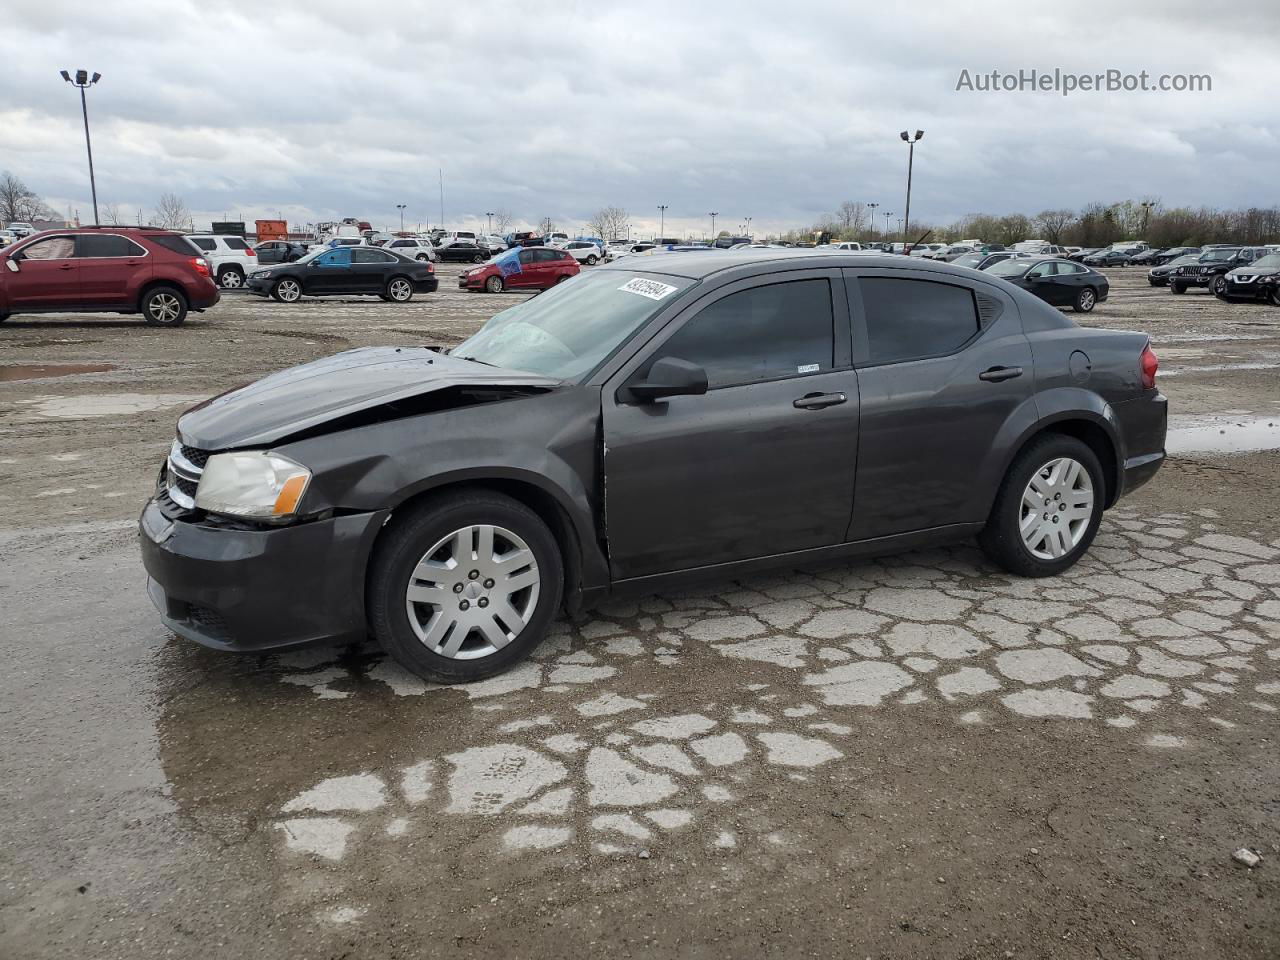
<box><xmin>2</xmin><ymin>267</ymin><xmax>1278</xmax><ymax>958</ymax></box>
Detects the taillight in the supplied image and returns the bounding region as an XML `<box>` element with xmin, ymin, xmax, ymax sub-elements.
<box><xmin>190</xmin><ymin>257</ymin><xmax>210</xmax><ymax>277</ymax></box>
<box><xmin>245</xmin><ymin>248</ymin><xmax>256</xmax><ymax>256</ymax></box>
<box><xmin>1140</xmin><ymin>342</ymin><xmax>1158</xmax><ymax>389</ymax></box>
<box><xmin>426</xmin><ymin>262</ymin><xmax>434</xmax><ymax>273</ymax></box>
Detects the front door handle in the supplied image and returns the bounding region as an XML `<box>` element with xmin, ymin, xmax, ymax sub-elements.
<box><xmin>979</xmin><ymin>366</ymin><xmax>1023</xmax><ymax>383</ymax></box>
<box><xmin>58</xmin><ymin>263</ymin><xmax>74</xmax><ymax>271</ymax></box>
<box><xmin>793</xmin><ymin>392</ymin><xmax>847</xmax><ymax>410</ymax></box>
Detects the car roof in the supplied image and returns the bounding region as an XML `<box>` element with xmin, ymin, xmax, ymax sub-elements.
<box><xmin>598</xmin><ymin>249</ymin><xmax>1034</xmax><ymax>281</ymax></box>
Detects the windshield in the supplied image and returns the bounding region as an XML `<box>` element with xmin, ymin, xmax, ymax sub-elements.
<box><xmin>1246</xmin><ymin>254</ymin><xmax>1280</xmax><ymax>269</ymax></box>
<box><xmin>1167</xmin><ymin>255</ymin><xmax>1200</xmax><ymax>267</ymax></box>
<box><xmin>987</xmin><ymin>259</ymin><xmax>1031</xmax><ymax>277</ymax></box>
<box><xmin>292</xmin><ymin>247</ymin><xmax>328</xmax><ymax>264</ymax></box>
<box><xmin>1200</xmin><ymin>249</ymin><xmax>1236</xmax><ymax>262</ymax></box>
<box><xmin>953</xmin><ymin>254</ymin><xmax>983</xmax><ymax>268</ymax></box>
<box><xmin>452</xmin><ymin>271</ymin><xmax>694</xmax><ymax>380</ymax></box>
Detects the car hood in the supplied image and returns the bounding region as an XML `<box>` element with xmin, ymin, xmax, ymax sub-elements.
<box><xmin>1228</xmin><ymin>265</ymin><xmax>1279</xmax><ymax>277</ymax></box>
<box><xmin>177</xmin><ymin>347</ymin><xmax>561</xmax><ymax>449</ymax></box>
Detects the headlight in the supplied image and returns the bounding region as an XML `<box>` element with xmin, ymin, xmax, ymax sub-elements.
<box><xmin>252</xmin><ymin>271</ymin><xmax>270</xmax><ymax>279</ymax></box>
<box><xmin>195</xmin><ymin>451</ymin><xmax>311</xmax><ymax>520</ymax></box>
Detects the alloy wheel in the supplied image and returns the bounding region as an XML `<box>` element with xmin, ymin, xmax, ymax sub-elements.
<box><xmin>1078</xmin><ymin>289</ymin><xmax>1095</xmax><ymax>311</ymax></box>
<box><xmin>220</xmin><ymin>270</ymin><xmax>243</xmax><ymax>289</ymax></box>
<box><xmin>277</xmin><ymin>279</ymin><xmax>301</xmax><ymax>302</ymax></box>
<box><xmin>404</xmin><ymin>524</ymin><xmax>540</xmax><ymax>660</ymax></box>
<box><xmin>148</xmin><ymin>293</ymin><xmax>181</xmax><ymax>323</ymax></box>
<box><xmin>389</xmin><ymin>278</ymin><xmax>412</xmax><ymax>301</ymax></box>
<box><xmin>1019</xmin><ymin>457</ymin><xmax>1094</xmax><ymax>560</ymax></box>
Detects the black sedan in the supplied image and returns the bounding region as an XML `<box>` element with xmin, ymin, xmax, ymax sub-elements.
<box><xmin>1067</xmin><ymin>248</ymin><xmax>1102</xmax><ymax>262</ymax></box>
<box><xmin>1083</xmin><ymin>249</ymin><xmax>1134</xmax><ymax>268</ymax></box>
<box><xmin>985</xmin><ymin>257</ymin><xmax>1109</xmax><ymax>312</ymax></box>
<box><xmin>434</xmin><ymin>241</ymin><xmax>496</xmax><ymax>264</ymax></box>
<box><xmin>140</xmin><ymin>250</ymin><xmax>1164</xmax><ymax>684</ymax></box>
<box><xmin>246</xmin><ymin>245</ymin><xmax>438</xmax><ymax>303</ymax></box>
<box><xmin>1219</xmin><ymin>253</ymin><xmax>1280</xmax><ymax>305</ymax></box>
<box><xmin>951</xmin><ymin>251</ymin><xmax>1020</xmax><ymax>271</ymax></box>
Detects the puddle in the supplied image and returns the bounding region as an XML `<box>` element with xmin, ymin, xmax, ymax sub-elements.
<box><xmin>1154</xmin><ymin>333</ymin><xmax>1270</xmax><ymax>343</ymax></box>
<box><xmin>1160</xmin><ymin>362</ymin><xmax>1280</xmax><ymax>378</ymax></box>
<box><xmin>0</xmin><ymin>363</ymin><xmax>115</xmax><ymax>382</ymax></box>
<box><xmin>15</xmin><ymin>393</ymin><xmax>205</xmax><ymax>419</ymax></box>
<box><xmin>1166</xmin><ymin>416</ymin><xmax>1280</xmax><ymax>455</ymax></box>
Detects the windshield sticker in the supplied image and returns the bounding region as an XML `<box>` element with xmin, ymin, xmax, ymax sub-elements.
<box><xmin>797</xmin><ymin>363</ymin><xmax>820</xmax><ymax>374</ymax></box>
<box><xmin>618</xmin><ymin>277</ymin><xmax>678</xmax><ymax>301</ymax></box>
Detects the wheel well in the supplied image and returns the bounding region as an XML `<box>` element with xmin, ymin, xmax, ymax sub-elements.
<box><xmin>1027</xmin><ymin>420</ymin><xmax>1119</xmax><ymax>507</ymax></box>
<box><xmin>217</xmin><ymin>263</ymin><xmax>244</xmax><ymax>274</ymax></box>
<box><xmin>375</xmin><ymin>479</ymin><xmax>585</xmax><ymax>612</ymax></box>
<box><xmin>137</xmin><ymin>279</ymin><xmax>185</xmax><ymax>311</ymax></box>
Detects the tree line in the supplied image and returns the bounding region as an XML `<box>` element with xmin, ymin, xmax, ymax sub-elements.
<box><xmin>798</xmin><ymin>199</ymin><xmax>1280</xmax><ymax>248</ymax></box>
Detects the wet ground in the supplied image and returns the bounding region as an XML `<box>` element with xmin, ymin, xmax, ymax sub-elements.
<box><xmin>1</xmin><ymin>264</ymin><xmax>1278</xmax><ymax>958</ymax></box>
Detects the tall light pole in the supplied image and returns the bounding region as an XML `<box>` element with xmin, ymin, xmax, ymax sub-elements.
<box><xmin>744</xmin><ymin>216</ymin><xmax>752</xmax><ymax>237</ymax></box>
<box><xmin>658</xmin><ymin>204</ymin><xmax>668</xmax><ymax>240</ymax></box>
<box><xmin>883</xmin><ymin>212</ymin><xmax>894</xmax><ymax>241</ymax></box>
<box><xmin>485</xmin><ymin>211</ymin><xmax>495</xmax><ymax>235</ymax></box>
<box><xmin>1140</xmin><ymin>200</ymin><xmax>1155</xmax><ymax>236</ymax></box>
<box><xmin>60</xmin><ymin>69</ymin><xmax>101</xmax><ymax>225</ymax></box>
<box><xmin>899</xmin><ymin>129</ymin><xmax>924</xmax><ymax>250</ymax></box>
<box><xmin>709</xmin><ymin>211</ymin><xmax>718</xmax><ymax>239</ymax></box>
<box><xmin>396</xmin><ymin>203</ymin><xmax>406</xmax><ymax>231</ymax></box>
<box><xmin>867</xmin><ymin>202</ymin><xmax>879</xmax><ymax>241</ymax></box>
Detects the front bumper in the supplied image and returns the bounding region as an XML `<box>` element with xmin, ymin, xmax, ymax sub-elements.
<box><xmin>1172</xmin><ymin>272</ymin><xmax>1214</xmax><ymax>287</ymax></box>
<box><xmin>139</xmin><ymin>497</ymin><xmax>388</xmax><ymax>652</ymax></box>
<box><xmin>459</xmin><ymin>272</ymin><xmax>488</xmax><ymax>289</ymax></box>
<box><xmin>246</xmin><ymin>276</ymin><xmax>274</xmax><ymax>296</ymax></box>
<box><xmin>1222</xmin><ymin>278</ymin><xmax>1275</xmax><ymax>300</ymax></box>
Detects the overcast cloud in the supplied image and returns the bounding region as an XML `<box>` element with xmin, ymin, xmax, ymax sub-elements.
<box><xmin>2</xmin><ymin>1</ymin><xmax>1278</xmax><ymax>238</ymax></box>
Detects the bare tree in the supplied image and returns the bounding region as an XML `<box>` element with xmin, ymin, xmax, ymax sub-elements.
<box><xmin>1033</xmin><ymin>209</ymin><xmax>1075</xmax><ymax>244</ymax></box>
<box><xmin>493</xmin><ymin>209</ymin><xmax>514</xmax><ymax>234</ymax></box>
<box><xmin>0</xmin><ymin>171</ymin><xmax>52</xmax><ymax>223</ymax></box>
<box><xmin>835</xmin><ymin>201</ymin><xmax>867</xmax><ymax>237</ymax></box>
<box><xmin>588</xmin><ymin>206</ymin><xmax>629</xmax><ymax>241</ymax></box>
<box><xmin>102</xmin><ymin>202</ymin><xmax>126</xmax><ymax>226</ymax></box>
<box><xmin>537</xmin><ymin>216</ymin><xmax>556</xmax><ymax>237</ymax></box>
<box><xmin>154</xmin><ymin>192</ymin><xmax>192</xmax><ymax>231</ymax></box>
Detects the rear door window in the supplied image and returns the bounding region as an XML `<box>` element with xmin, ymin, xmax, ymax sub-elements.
<box><xmin>223</xmin><ymin>237</ymin><xmax>250</xmax><ymax>251</ymax></box>
<box><xmin>187</xmin><ymin>237</ymin><xmax>216</xmax><ymax>251</ymax></box>
<box><xmin>652</xmin><ymin>278</ymin><xmax>834</xmax><ymax>389</ymax></box>
<box><xmin>149</xmin><ymin>235</ymin><xmax>202</xmax><ymax>256</ymax></box>
<box><xmin>353</xmin><ymin>247</ymin><xmax>394</xmax><ymax>264</ymax></box>
<box><xmin>857</xmin><ymin>277</ymin><xmax>981</xmax><ymax>366</ymax></box>
<box><xmin>76</xmin><ymin>234</ymin><xmax>146</xmax><ymax>258</ymax></box>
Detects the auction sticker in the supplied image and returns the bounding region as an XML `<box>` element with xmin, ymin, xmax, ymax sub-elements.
<box><xmin>618</xmin><ymin>277</ymin><xmax>678</xmax><ymax>301</ymax></box>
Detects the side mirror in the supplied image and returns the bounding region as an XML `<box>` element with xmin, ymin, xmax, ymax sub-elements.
<box><xmin>4</xmin><ymin>257</ymin><xmax>18</xmax><ymax>273</ymax></box>
<box><xmin>621</xmin><ymin>356</ymin><xmax>708</xmax><ymax>404</ymax></box>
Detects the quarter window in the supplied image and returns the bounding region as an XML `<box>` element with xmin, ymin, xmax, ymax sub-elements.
<box><xmin>188</xmin><ymin>237</ymin><xmax>216</xmax><ymax>251</ymax></box>
<box><xmin>653</xmin><ymin>278</ymin><xmax>834</xmax><ymax>389</ymax></box>
<box><xmin>353</xmin><ymin>247</ymin><xmax>394</xmax><ymax>263</ymax></box>
<box><xmin>223</xmin><ymin>237</ymin><xmax>250</xmax><ymax>251</ymax></box>
<box><xmin>859</xmin><ymin>277</ymin><xmax>980</xmax><ymax>365</ymax></box>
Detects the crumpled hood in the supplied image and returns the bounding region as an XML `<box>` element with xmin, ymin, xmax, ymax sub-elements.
<box><xmin>177</xmin><ymin>347</ymin><xmax>560</xmax><ymax>449</ymax></box>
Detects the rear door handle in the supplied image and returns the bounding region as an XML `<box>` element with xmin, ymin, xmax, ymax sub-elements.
<box><xmin>979</xmin><ymin>366</ymin><xmax>1023</xmax><ymax>383</ymax></box>
<box><xmin>793</xmin><ymin>392</ymin><xmax>847</xmax><ymax>410</ymax></box>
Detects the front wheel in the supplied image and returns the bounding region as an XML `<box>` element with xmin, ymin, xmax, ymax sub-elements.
<box><xmin>979</xmin><ymin>434</ymin><xmax>1104</xmax><ymax>578</ymax></box>
<box><xmin>485</xmin><ymin>275</ymin><xmax>504</xmax><ymax>293</ymax></box>
<box><xmin>1170</xmin><ymin>282</ymin><xmax>1186</xmax><ymax>294</ymax></box>
<box><xmin>271</xmin><ymin>278</ymin><xmax>302</xmax><ymax>303</ymax></box>
<box><xmin>1072</xmin><ymin>287</ymin><xmax>1097</xmax><ymax>312</ymax></box>
<box><xmin>1269</xmin><ymin>287</ymin><xmax>1280</xmax><ymax>308</ymax></box>
<box><xmin>367</xmin><ymin>491</ymin><xmax>564</xmax><ymax>683</ymax></box>
<box><xmin>1211</xmin><ymin>275</ymin><xmax>1228</xmax><ymax>298</ymax></box>
<box><xmin>386</xmin><ymin>276</ymin><xmax>414</xmax><ymax>302</ymax></box>
<box><xmin>142</xmin><ymin>286</ymin><xmax>188</xmax><ymax>326</ymax></box>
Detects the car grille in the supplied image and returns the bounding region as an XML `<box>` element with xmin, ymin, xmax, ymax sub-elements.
<box><xmin>166</xmin><ymin>440</ymin><xmax>208</xmax><ymax>510</ymax></box>
<box><xmin>1176</xmin><ymin>265</ymin><xmax>1206</xmax><ymax>276</ymax></box>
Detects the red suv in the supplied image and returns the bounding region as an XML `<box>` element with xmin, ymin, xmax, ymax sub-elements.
<box><xmin>459</xmin><ymin>246</ymin><xmax>580</xmax><ymax>293</ymax></box>
<box><xmin>0</xmin><ymin>227</ymin><xmax>220</xmax><ymax>326</ymax></box>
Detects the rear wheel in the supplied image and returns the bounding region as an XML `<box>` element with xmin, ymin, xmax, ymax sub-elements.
<box><xmin>142</xmin><ymin>286</ymin><xmax>188</xmax><ymax>326</ymax></box>
<box><xmin>472</xmin><ymin>254</ymin><xmax>484</xmax><ymax>264</ymax></box>
<box><xmin>485</xmin><ymin>275</ymin><xmax>504</xmax><ymax>293</ymax></box>
<box><xmin>367</xmin><ymin>491</ymin><xmax>564</xmax><ymax>683</ymax></box>
<box><xmin>1072</xmin><ymin>287</ymin><xmax>1097</xmax><ymax>312</ymax></box>
<box><xmin>586</xmin><ymin>254</ymin><xmax>598</xmax><ymax>265</ymax></box>
<box><xmin>272</xmin><ymin>278</ymin><xmax>302</xmax><ymax>303</ymax></box>
<box><xmin>217</xmin><ymin>266</ymin><xmax>244</xmax><ymax>289</ymax></box>
<box><xmin>979</xmin><ymin>434</ymin><xmax>1104</xmax><ymax>578</ymax></box>
<box><xmin>386</xmin><ymin>276</ymin><xmax>414</xmax><ymax>302</ymax></box>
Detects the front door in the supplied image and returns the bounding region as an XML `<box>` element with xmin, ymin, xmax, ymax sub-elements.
<box><xmin>603</xmin><ymin>270</ymin><xmax>859</xmax><ymax>580</ymax></box>
<box><xmin>306</xmin><ymin>247</ymin><xmax>355</xmax><ymax>293</ymax></box>
<box><xmin>4</xmin><ymin>235</ymin><xmax>79</xmax><ymax>309</ymax></box>
<box><xmin>844</xmin><ymin>268</ymin><xmax>1034</xmax><ymax>540</ymax></box>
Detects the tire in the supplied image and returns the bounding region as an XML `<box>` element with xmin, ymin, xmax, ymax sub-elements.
<box><xmin>1147</xmin><ymin>279</ymin><xmax>1157</xmax><ymax>286</ymax></box>
<box><xmin>416</xmin><ymin>254</ymin><xmax>430</xmax><ymax>262</ymax></box>
<box><xmin>472</xmin><ymin>254</ymin><xmax>484</xmax><ymax>264</ymax></box>
<box><xmin>555</xmin><ymin>274</ymin><xmax>570</xmax><ymax>284</ymax></box>
<box><xmin>386</xmin><ymin>276</ymin><xmax>414</xmax><ymax>302</ymax></box>
<box><xmin>0</xmin><ymin>312</ymin><xmax>9</xmax><ymax>324</ymax></box>
<box><xmin>271</xmin><ymin>278</ymin><xmax>302</xmax><ymax>303</ymax></box>
<box><xmin>586</xmin><ymin>254</ymin><xmax>598</xmax><ymax>265</ymax></box>
<box><xmin>1269</xmin><ymin>288</ymin><xmax>1280</xmax><ymax>308</ymax></box>
<box><xmin>1211</xmin><ymin>275</ymin><xmax>1228</xmax><ymax>298</ymax></box>
<box><xmin>485</xmin><ymin>275</ymin><xmax>504</xmax><ymax>293</ymax></box>
<box><xmin>1072</xmin><ymin>286</ymin><xmax>1097</xmax><ymax>313</ymax></box>
<box><xmin>978</xmin><ymin>434</ymin><xmax>1104</xmax><ymax>578</ymax></box>
<box><xmin>367</xmin><ymin>490</ymin><xmax>564</xmax><ymax>683</ymax></box>
<box><xmin>217</xmin><ymin>266</ymin><xmax>245</xmax><ymax>289</ymax></box>
<box><xmin>141</xmin><ymin>286</ymin><xmax>188</xmax><ymax>326</ymax></box>
<box><xmin>1170</xmin><ymin>282</ymin><xmax>1186</xmax><ymax>294</ymax></box>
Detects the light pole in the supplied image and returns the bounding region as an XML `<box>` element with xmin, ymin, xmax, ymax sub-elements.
<box><xmin>709</xmin><ymin>211</ymin><xmax>719</xmax><ymax>238</ymax></box>
<box><xmin>867</xmin><ymin>202</ymin><xmax>879</xmax><ymax>241</ymax></box>
<box><xmin>658</xmin><ymin>204</ymin><xmax>668</xmax><ymax>240</ymax></box>
<box><xmin>744</xmin><ymin>216</ymin><xmax>752</xmax><ymax>237</ymax></box>
<box><xmin>883</xmin><ymin>212</ymin><xmax>894</xmax><ymax>241</ymax></box>
<box><xmin>1140</xmin><ymin>200</ymin><xmax>1155</xmax><ymax>236</ymax></box>
<box><xmin>60</xmin><ymin>69</ymin><xmax>101</xmax><ymax>225</ymax></box>
<box><xmin>899</xmin><ymin>129</ymin><xmax>924</xmax><ymax>250</ymax></box>
<box><xmin>396</xmin><ymin>204</ymin><xmax>406</xmax><ymax>231</ymax></box>
<box><xmin>485</xmin><ymin>211</ymin><xmax>495</xmax><ymax>235</ymax></box>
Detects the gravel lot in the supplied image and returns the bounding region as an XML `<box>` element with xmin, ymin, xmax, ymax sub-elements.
<box><xmin>2</xmin><ymin>263</ymin><xmax>1278</xmax><ymax>959</ymax></box>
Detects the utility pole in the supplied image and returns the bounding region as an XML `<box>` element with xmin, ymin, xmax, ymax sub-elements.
<box><xmin>868</xmin><ymin>202</ymin><xmax>879</xmax><ymax>241</ymax></box>
<box><xmin>396</xmin><ymin>204</ymin><xmax>406</xmax><ymax>231</ymax></box>
<box><xmin>485</xmin><ymin>211</ymin><xmax>495</xmax><ymax>235</ymax></box>
<box><xmin>60</xmin><ymin>69</ymin><xmax>101</xmax><ymax>224</ymax></box>
<box><xmin>658</xmin><ymin>204</ymin><xmax>668</xmax><ymax>241</ymax></box>
<box><xmin>709</xmin><ymin>211</ymin><xmax>718</xmax><ymax>238</ymax></box>
<box><xmin>438</xmin><ymin>169</ymin><xmax>444</xmax><ymax>230</ymax></box>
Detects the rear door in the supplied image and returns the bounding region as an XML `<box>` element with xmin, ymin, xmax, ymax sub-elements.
<box><xmin>602</xmin><ymin>269</ymin><xmax>859</xmax><ymax>579</ymax></box>
<box><xmin>5</xmin><ymin>235</ymin><xmax>79</xmax><ymax>309</ymax></box>
<box><xmin>844</xmin><ymin>267</ymin><xmax>1033</xmax><ymax>540</ymax></box>
<box><xmin>76</xmin><ymin>233</ymin><xmax>148</xmax><ymax>307</ymax></box>
<box><xmin>352</xmin><ymin>247</ymin><xmax>395</xmax><ymax>292</ymax></box>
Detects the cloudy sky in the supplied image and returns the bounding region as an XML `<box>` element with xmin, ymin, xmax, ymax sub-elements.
<box><xmin>2</xmin><ymin>1</ymin><xmax>1277</xmax><ymax>238</ymax></box>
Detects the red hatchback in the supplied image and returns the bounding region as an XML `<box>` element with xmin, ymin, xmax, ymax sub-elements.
<box><xmin>459</xmin><ymin>246</ymin><xmax>579</xmax><ymax>293</ymax></box>
<box><xmin>0</xmin><ymin>227</ymin><xmax>220</xmax><ymax>326</ymax></box>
